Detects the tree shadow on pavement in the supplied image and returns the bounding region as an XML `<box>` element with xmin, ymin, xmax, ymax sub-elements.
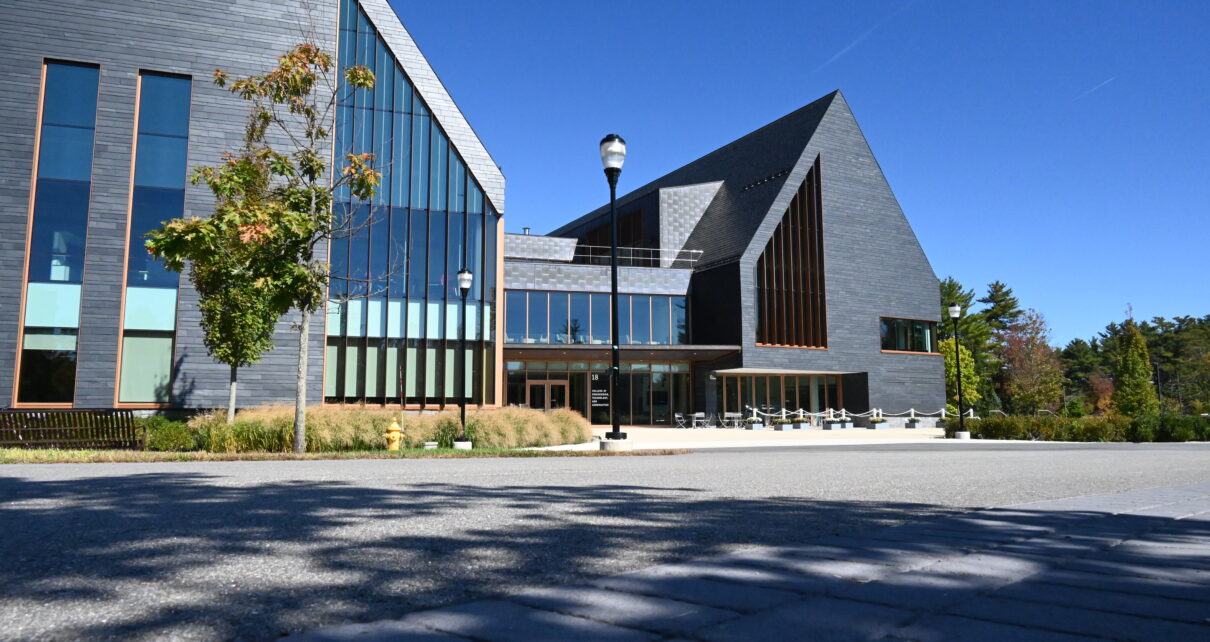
<box><xmin>0</xmin><ymin>472</ymin><xmax>1206</xmax><ymax>641</ymax></box>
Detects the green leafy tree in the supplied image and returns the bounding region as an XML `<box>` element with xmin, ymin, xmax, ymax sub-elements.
<box><xmin>1113</xmin><ymin>320</ymin><xmax>1160</xmax><ymax>417</ymax></box>
<box><xmin>212</xmin><ymin>44</ymin><xmax>379</xmax><ymax>452</ymax></box>
<box><xmin>147</xmin><ymin>144</ymin><xmax>295</xmax><ymax>422</ymax></box>
<box><xmin>939</xmin><ymin>337</ymin><xmax>981</xmax><ymax>417</ymax></box>
<box><xmin>999</xmin><ymin>309</ymin><xmax>1064</xmax><ymax>414</ymax></box>
<box><xmin>939</xmin><ymin>277</ymin><xmax>995</xmax><ymax>413</ymax></box>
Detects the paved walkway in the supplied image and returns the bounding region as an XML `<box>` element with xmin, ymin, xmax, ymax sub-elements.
<box><xmin>553</xmin><ymin>427</ymin><xmax>947</xmax><ymax>451</ymax></box>
<box><xmin>290</xmin><ymin>481</ymin><xmax>1210</xmax><ymax>641</ymax></box>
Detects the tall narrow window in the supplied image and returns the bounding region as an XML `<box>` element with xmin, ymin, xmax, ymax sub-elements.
<box><xmin>118</xmin><ymin>72</ymin><xmax>191</xmax><ymax>403</ymax></box>
<box><xmin>17</xmin><ymin>61</ymin><xmax>100</xmax><ymax>404</ymax></box>
<box><xmin>755</xmin><ymin>155</ymin><xmax>826</xmax><ymax>347</ymax></box>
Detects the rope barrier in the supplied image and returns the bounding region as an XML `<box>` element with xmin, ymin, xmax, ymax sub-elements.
<box><xmin>741</xmin><ymin>406</ymin><xmax>976</xmax><ymax>421</ymax></box>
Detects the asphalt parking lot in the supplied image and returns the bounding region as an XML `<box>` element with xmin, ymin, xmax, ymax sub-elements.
<box><xmin>3</xmin><ymin>442</ymin><xmax>1210</xmax><ymax>640</ymax></box>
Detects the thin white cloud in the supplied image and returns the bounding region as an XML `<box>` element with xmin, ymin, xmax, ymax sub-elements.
<box><xmin>814</xmin><ymin>0</ymin><xmax>919</xmax><ymax>73</ymax></box>
<box><xmin>1073</xmin><ymin>76</ymin><xmax>1116</xmax><ymax>102</ymax></box>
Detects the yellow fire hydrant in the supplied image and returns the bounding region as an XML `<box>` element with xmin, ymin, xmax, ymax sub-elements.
<box><xmin>384</xmin><ymin>417</ymin><xmax>403</xmax><ymax>451</ymax></box>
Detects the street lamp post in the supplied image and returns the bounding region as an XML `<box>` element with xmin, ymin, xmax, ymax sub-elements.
<box><xmin>948</xmin><ymin>303</ymin><xmax>969</xmax><ymax>439</ymax></box>
<box><xmin>1153</xmin><ymin>361</ymin><xmax>1164</xmax><ymax>417</ymax></box>
<box><xmin>456</xmin><ymin>268</ymin><xmax>474</xmax><ymax>448</ymax></box>
<box><xmin>600</xmin><ymin>134</ymin><xmax>627</xmax><ymax>442</ymax></box>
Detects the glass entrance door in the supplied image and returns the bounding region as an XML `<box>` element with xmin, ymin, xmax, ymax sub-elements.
<box><xmin>527</xmin><ymin>381</ymin><xmax>568</xmax><ymax>411</ymax></box>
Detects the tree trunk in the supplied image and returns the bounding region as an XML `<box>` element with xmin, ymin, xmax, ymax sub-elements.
<box><xmin>227</xmin><ymin>365</ymin><xmax>238</xmax><ymax>424</ymax></box>
<box><xmin>293</xmin><ymin>307</ymin><xmax>310</xmax><ymax>453</ymax></box>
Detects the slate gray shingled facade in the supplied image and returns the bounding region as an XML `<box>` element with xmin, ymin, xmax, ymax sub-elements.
<box><xmin>0</xmin><ymin>0</ymin><xmax>342</xmax><ymax>408</ymax></box>
<box><xmin>0</xmin><ymin>0</ymin><xmax>502</xmax><ymax>410</ymax></box>
<box><xmin>551</xmin><ymin>91</ymin><xmax>944</xmax><ymax>414</ymax></box>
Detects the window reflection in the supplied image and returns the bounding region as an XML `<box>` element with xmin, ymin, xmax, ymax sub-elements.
<box><xmin>503</xmin><ymin>291</ymin><xmax>688</xmax><ymax>346</ymax></box>
<box><xmin>569</xmin><ymin>293</ymin><xmax>590</xmax><ymax>344</ymax></box>
<box><xmin>118</xmin><ymin>71</ymin><xmax>191</xmax><ymax>403</ymax></box>
<box><xmin>18</xmin><ymin>61</ymin><xmax>99</xmax><ymax>404</ymax></box>
<box><xmin>880</xmin><ymin>318</ymin><xmax>939</xmax><ymax>352</ymax></box>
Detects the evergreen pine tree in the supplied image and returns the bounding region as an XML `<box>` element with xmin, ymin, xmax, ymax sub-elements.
<box><xmin>978</xmin><ymin>281</ymin><xmax>1024</xmax><ymax>331</ymax></box>
<box><xmin>1112</xmin><ymin>320</ymin><xmax>1160</xmax><ymax>417</ymax></box>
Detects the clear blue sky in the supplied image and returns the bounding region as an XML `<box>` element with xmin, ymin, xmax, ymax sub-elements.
<box><xmin>387</xmin><ymin>0</ymin><xmax>1210</xmax><ymax>346</ymax></box>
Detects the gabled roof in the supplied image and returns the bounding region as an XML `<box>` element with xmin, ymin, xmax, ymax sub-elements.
<box><xmin>360</xmin><ymin>0</ymin><xmax>505</xmax><ymax>213</ymax></box>
<box><xmin>551</xmin><ymin>91</ymin><xmax>839</xmax><ymax>268</ymax></box>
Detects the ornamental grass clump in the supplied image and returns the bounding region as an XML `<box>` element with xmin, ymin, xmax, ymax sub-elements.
<box><xmin>187</xmin><ymin>405</ymin><xmax>591</xmax><ymax>453</ymax></box>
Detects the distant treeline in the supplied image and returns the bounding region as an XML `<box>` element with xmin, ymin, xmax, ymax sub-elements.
<box><xmin>940</xmin><ymin>277</ymin><xmax>1208</xmax><ymax>417</ymax></box>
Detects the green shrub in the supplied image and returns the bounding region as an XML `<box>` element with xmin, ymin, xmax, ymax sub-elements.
<box><xmin>1152</xmin><ymin>415</ymin><xmax>1208</xmax><ymax>442</ymax></box>
<box><xmin>971</xmin><ymin>414</ymin><xmax>1205</xmax><ymax>443</ymax></box>
<box><xmin>142</xmin><ymin>416</ymin><xmax>195</xmax><ymax>451</ymax></box>
<box><xmin>1127</xmin><ymin>415</ymin><xmax>1158</xmax><ymax>442</ymax></box>
<box><xmin>186</xmin><ymin>405</ymin><xmax>591</xmax><ymax>453</ymax></box>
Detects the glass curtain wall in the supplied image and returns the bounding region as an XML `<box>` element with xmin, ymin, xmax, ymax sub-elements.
<box><xmin>17</xmin><ymin>61</ymin><xmax>100</xmax><ymax>404</ymax></box>
<box><xmin>326</xmin><ymin>0</ymin><xmax>498</xmax><ymax>406</ymax></box>
<box><xmin>503</xmin><ymin>291</ymin><xmax>688</xmax><ymax>346</ymax></box>
<box><xmin>118</xmin><ymin>72</ymin><xmax>191</xmax><ymax>403</ymax></box>
<box><xmin>505</xmin><ymin>361</ymin><xmax>690</xmax><ymax>425</ymax></box>
<box><xmin>718</xmin><ymin>374</ymin><xmax>843</xmax><ymax>417</ymax></box>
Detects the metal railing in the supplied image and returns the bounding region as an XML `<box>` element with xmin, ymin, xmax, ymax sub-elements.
<box><xmin>570</xmin><ymin>245</ymin><xmax>702</xmax><ymax>267</ymax></box>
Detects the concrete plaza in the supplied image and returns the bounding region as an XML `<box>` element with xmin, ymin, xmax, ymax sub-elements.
<box><xmin>2</xmin><ymin>442</ymin><xmax>1209</xmax><ymax>640</ymax></box>
<box><xmin>582</xmin><ymin>426</ymin><xmax>948</xmax><ymax>450</ymax></box>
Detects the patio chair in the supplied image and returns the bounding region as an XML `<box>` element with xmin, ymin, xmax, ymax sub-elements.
<box><xmin>692</xmin><ymin>412</ymin><xmax>709</xmax><ymax>429</ymax></box>
<box><xmin>674</xmin><ymin>413</ymin><xmax>689</xmax><ymax>428</ymax></box>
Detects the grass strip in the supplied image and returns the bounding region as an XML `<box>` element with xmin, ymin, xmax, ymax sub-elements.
<box><xmin>0</xmin><ymin>447</ymin><xmax>689</xmax><ymax>465</ymax></box>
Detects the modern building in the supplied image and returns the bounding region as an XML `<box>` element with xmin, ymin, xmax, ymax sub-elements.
<box><xmin>0</xmin><ymin>0</ymin><xmax>943</xmax><ymax>423</ymax></box>
<box><xmin>509</xmin><ymin>91</ymin><xmax>944</xmax><ymax>423</ymax></box>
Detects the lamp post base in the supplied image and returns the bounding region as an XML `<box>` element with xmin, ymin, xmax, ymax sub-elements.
<box><xmin>952</xmin><ymin>431</ymin><xmax>971</xmax><ymax>440</ymax></box>
<box><xmin>604</xmin><ymin>430</ymin><xmax>627</xmax><ymax>441</ymax></box>
<box><xmin>452</xmin><ymin>440</ymin><xmax>473</xmax><ymax>450</ymax></box>
<box><xmin>600</xmin><ymin>439</ymin><xmax>631</xmax><ymax>452</ymax></box>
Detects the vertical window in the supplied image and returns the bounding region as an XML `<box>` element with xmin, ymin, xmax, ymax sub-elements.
<box><xmin>445</xmin><ymin>209</ymin><xmax>463</xmax><ymax>298</ymax></box>
<box><xmin>672</xmin><ymin>296</ymin><xmax>688</xmax><ymax>344</ymax></box>
<box><xmin>631</xmin><ymin>295</ymin><xmax>650</xmax><ymax>345</ymax></box>
<box><xmin>755</xmin><ymin>155</ymin><xmax>826</xmax><ymax>347</ymax></box>
<box><xmin>569</xmin><ymin>293</ymin><xmax>590</xmax><ymax>344</ymax></box>
<box><xmin>590</xmin><ymin>293</ymin><xmax>610</xmax><ymax>345</ymax></box>
<box><xmin>505</xmin><ymin>290</ymin><xmax>526</xmax><ymax>343</ymax></box>
<box><xmin>617</xmin><ymin>295</ymin><xmax>631</xmax><ymax>345</ymax></box>
<box><xmin>651</xmin><ymin>296</ymin><xmax>670</xmax><ymax>345</ymax></box>
<box><xmin>118</xmin><ymin>72</ymin><xmax>190</xmax><ymax>403</ymax></box>
<box><xmin>527</xmin><ymin>291</ymin><xmax>548</xmax><ymax>344</ymax></box>
<box><xmin>17</xmin><ymin>61</ymin><xmax>100</xmax><ymax>404</ymax></box>
<box><xmin>549</xmin><ymin>292</ymin><xmax>569</xmax><ymax>344</ymax></box>
<box><xmin>651</xmin><ymin>368</ymin><xmax>670</xmax><ymax>425</ymax></box>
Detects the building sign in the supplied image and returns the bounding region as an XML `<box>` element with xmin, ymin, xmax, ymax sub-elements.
<box><xmin>590</xmin><ymin>372</ymin><xmax>610</xmax><ymax>424</ymax></box>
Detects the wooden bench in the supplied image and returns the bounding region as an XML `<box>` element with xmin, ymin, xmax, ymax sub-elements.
<box><xmin>0</xmin><ymin>409</ymin><xmax>145</xmax><ymax>450</ymax></box>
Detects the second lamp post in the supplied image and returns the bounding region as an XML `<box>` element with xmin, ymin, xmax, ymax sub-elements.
<box><xmin>947</xmin><ymin>302</ymin><xmax>970</xmax><ymax>439</ymax></box>
<box><xmin>455</xmin><ymin>267</ymin><xmax>474</xmax><ymax>448</ymax></box>
<box><xmin>600</xmin><ymin>134</ymin><xmax>627</xmax><ymax>441</ymax></box>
